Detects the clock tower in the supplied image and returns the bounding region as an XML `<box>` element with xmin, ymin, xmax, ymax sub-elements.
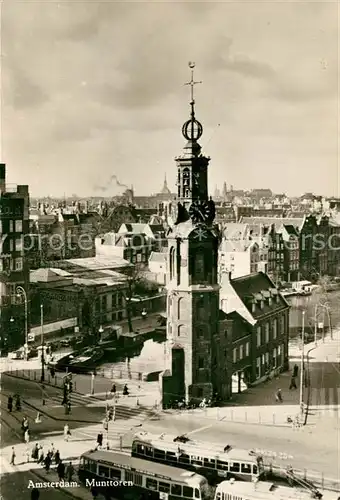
<box><xmin>162</xmin><ymin>63</ymin><xmax>221</xmax><ymax>406</ymax></box>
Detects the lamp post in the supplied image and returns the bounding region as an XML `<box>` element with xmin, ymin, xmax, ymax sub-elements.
<box><xmin>303</xmin><ymin>345</ymin><xmax>317</xmax><ymax>426</ymax></box>
<box><xmin>299</xmin><ymin>310</ymin><xmax>305</xmax><ymax>418</ymax></box>
<box><xmin>16</xmin><ymin>286</ymin><xmax>28</xmax><ymax>361</ymax></box>
<box><xmin>314</xmin><ymin>302</ymin><xmax>332</xmax><ymax>344</ymax></box>
<box><xmin>40</xmin><ymin>304</ymin><xmax>45</xmax><ymax>383</ymax></box>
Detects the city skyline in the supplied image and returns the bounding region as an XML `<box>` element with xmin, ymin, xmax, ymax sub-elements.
<box><xmin>0</xmin><ymin>1</ymin><xmax>338</xmax><ymax>197</ymax></box>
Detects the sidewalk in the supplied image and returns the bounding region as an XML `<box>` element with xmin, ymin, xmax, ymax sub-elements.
<box><xmin>289</xmin><ymin>328</ymin><xmax>340</xmax><ymax>363</ymax></box>
<box><xmin>0</xmin><ymin>438</ymin><xmax>105</xmax><ymax>499</ymax></box>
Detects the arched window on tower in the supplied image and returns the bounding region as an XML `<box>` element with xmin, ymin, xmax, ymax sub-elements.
<box><xmin>169</xmin><ymin>247</ymin><xmax>175</xmax><ymax>280</ymax></box>
<box><xmin>178</xmin><ymin>324</ymin><xmax>185</xmax><ymax>337</ymax></box>
<box><xmin>182</xmin><ymin>168</ymin><xmax>190</xmax><ymax>197</ymax></box>
<box><xmin>178</xmin><ymin>297</ymin><xmax>185</xmax><ymax>320</ymax></box>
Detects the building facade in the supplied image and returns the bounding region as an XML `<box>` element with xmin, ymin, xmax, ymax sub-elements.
<box><xmin>0</xmin><ymin>164</ymin><xmax>30</xmax><ymax>351</ymax></box>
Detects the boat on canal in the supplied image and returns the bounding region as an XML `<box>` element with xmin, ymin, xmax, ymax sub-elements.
<box><xmin>54</xmin><ymin>346</ymin><xmax>105</xmax><ymax>373</ymax></box>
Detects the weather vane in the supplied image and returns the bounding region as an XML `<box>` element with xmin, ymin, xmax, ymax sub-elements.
<box><xmin>184</xmin><ymin>62</ymin><xmax>202</xmax><ymax>108</ymax></box>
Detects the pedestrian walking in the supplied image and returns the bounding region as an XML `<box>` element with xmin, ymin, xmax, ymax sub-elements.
<box><xmin>97</xmin><ymin>433</ymin><xmax>103</xmax><ymax>448</ymax></box>
<box><xmin>90</xmin><ymin>485</ymin><xmax>99</xmax><ymax>498</ymax></box>
<box><xmin>38</xmin><ymin>446</ymin><xmax>44</xmax><ymax>464</ymax></box>
<box><xmin>7</xmin><ymin>395</ymin><xmax>13</xmax><ymax>412</ymax></box>
<box><xmin>57</xmin><ymin>460</ymin><xmax>65</xmax><ymax>480</ymax></box>
<box><xmin>31</xmin><ymin>443</ymin><xmax>39</xmax><ymax>461</ymax></box>
<box><xmin>289</xmin><ymin>376</ymin><xmax>297</xmax><ymax>390</ymax></box>
<box><xmin>110</xmin><ymin>383</ymin><xmax>116</xmax><ymax>395</ymax></box>
<box><xmin>24</xmin><ymin>429</ymin><xmax>30</xmax><ymax>444</ymax></box>
<box><xmin>22</xmin><ymin>416</ymin><xmax>29</xmax><ymax>434</ymax></box>
<box><xmin>15</xmin><ymin>395</ymin><xmax>21</xmax><ymax>411</ymax></box>
<box><xmin>123</xmin><ymin>384</ymin><xmax>129</xmax><ymax>396</ymax></box>
<box><xmin>31</xmin><ymin>488</ymin><xmax>40</xmax><ymax>500</ymax></box>
<box><xmin>44</xmin><ymin>453</ymin><xmax>51</xmax><ymax>472</ymax></box>
<box><xmin>275</xmin><ymin>389</ymin><xmax>283</xmax><ymax>403</ymax></box>
<box><xmin>54</xmin><ymin>449</ymin><xmax>61</xmax><ymax>466</ymax></box>
<box><xmin>10</xmin><ymin>446</ymin><xmax>16</xmax><ymax>465</ymax></box>
<box><xmin>64</xmin><ymin>423</ymin><xmax>70</xmax><ymax>441</ymax></box>
<box><xmin>66</xmin><ymin>461</ymin><xmax>74</xmax><ymax>481</ymax></box>
<box><xmin>293</xmin><ymin>364</ymin><xmax>299</xmax><ymax>378</ymax></box>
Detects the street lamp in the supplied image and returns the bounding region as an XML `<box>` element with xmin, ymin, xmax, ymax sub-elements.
<box><xmin>314</xmin><ymin>302</ymin><xmax>332</xmax><ymax>344</ymax></box>
<box><xmin>16</xmin><ymin>286</ymin><xmax>28</xmax><ymax>361</ymax></box>
<box><xmin>303</xmin><ymin>345</ymin><xmax>317</xmax><ymax>426</ymax></box>
<box><xmin>299</xmin><ymin>310</ymin><xmax>305</xmax><ymax>418</ymax></box>
<box><xmin>40</xmin><ymin>304</ymin><xmax>45</xmax><ymax>383</ymax></box>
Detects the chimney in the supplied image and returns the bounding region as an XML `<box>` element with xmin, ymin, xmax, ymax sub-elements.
<box><xmin>0</xmin><ymin>163</ymin><xmax>6</xmax><ymax>193</ymax></box>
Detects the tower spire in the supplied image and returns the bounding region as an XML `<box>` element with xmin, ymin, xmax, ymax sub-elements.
<box><xmin>182</xmin><ymin>62</ymin><xmax>203</xmax><ymax>153</ymax></box>
<box><xmin>184</xmin><ymin>61</ymin><xmax>202</xmax><ymax>122</ymax></box>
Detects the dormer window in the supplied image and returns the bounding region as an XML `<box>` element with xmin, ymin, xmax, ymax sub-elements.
<box><xmin>252</xmin><ymin>302</ymin><xmax>256</xmax><ymax>313</ymax></box>
<box><xmin>268</xmin><ymin>297</ymin><xmax>272</xmax><ymax>306</ymax></box>
<box><xmin>260</xmin><ymin>300</ymin><xmax>264</xmax><ymax>309</ymax></box>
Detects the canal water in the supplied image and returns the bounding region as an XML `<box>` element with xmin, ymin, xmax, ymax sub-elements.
<box><xmin>100</xmin><ymin>290</ymin><xmax>340</xmax><ymax>377</ymax></box>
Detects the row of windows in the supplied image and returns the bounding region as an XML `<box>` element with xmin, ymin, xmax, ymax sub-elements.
<box><xmin>233</xmin><ymin>342</ymin><xmax>250</xmax><ymax>363</ymax></box>
<box><xmin>256</xmin><ymin>317</ymin><xmax>285</xmax><ymax>346</ymax></box>
<box><xmin>0</xmin><ymin>257</ymin><xmax>23</xmax><ymax>272</ymax></box>
<box><xmin>0</xmin><ymin>219</ymin><xmax>23</xmax><ymax>233</ymax></box>
<box><xmin>256</xmin><ymin>345</ymin><xmax>283</xmax><ymax>378</ymax></box>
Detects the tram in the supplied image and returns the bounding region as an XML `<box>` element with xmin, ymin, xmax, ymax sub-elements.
<box><xmin>78</xmin><ymin>449</ymin><xmax>213</xmax><ymax>499</ymax></box>
<box><xmin>131</xmin><ymin>432</ymin><xmax>260</xmax><ymax>484</ymax></box>
<box><xmin>214</xmin><ymin>479</ymin><xmax>338</xmax><ymax>500</ymax></box>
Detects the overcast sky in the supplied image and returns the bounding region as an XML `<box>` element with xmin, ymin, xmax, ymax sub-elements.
<box><xmin>0</xmin><ymin>0</ymin><xmax>338</xmax><ymax>197</ymax></box>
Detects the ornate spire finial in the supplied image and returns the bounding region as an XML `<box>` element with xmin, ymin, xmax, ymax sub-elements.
<box><xmin>182</xmin><ymin>62</ymin><xmax>203</xmax><ymax>144</ymax></box>
<box><xmin>184</xmin><ymin>62</ymin><xmax>202</xmax><ymax>120</ymax></box>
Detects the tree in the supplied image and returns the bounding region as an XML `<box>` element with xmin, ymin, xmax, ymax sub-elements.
<box><xmin>123</xmin><ymin>265</ymin><xmax>159</xmax><ymax>332</ymax></box>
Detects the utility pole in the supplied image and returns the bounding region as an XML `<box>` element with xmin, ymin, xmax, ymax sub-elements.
<box><xmin>40</xmin><ymin>304</ymin><xmax>45</xmax><ymax>382</ymax></box>
<box><xmin>299</xmin><ymin>310</ymin><xmax>305</xmax><ymax>418</ymax></box>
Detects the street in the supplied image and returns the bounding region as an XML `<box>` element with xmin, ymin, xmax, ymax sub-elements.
<box><xmin>0</xmin><ymin>470</ymin><xmax>75</xmax><ymax>500</ymax></box>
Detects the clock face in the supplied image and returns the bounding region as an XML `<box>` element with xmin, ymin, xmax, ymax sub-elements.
<box><xmin>189</xmin><ymin>200</ymin><xmax>212</xmax><ymax>223</ymax></box>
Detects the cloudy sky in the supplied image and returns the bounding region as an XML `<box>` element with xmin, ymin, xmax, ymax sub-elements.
<box><xmin>0</xmin><ymin>0</ymin><xmax>338</xmax><ymax>197</ymax></box>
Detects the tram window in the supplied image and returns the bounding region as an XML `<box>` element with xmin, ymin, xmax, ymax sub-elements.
<box><xmin>195</xmin><ymin>488</ymin><xmax>200</xmax><ymax>499</ymax></box>
<box><xmin>146</xmin><ymin>478</ymin><xmax>158</xmax><ymax>490</ymax></box>
<box><xmin>110</xmin><ymin>468</ymin><xmax>121</xmax><ymax>480</ymax></box>
<box><xmin>125</xmin><ymin>471</ymin><xmax>134</xmax><ymax>483</ymax></box>
<box><xmin>136</xmin><ymin>444</ymin><xmax>145</xmax><ymax>455</ymax></box>
<box><xmin>217</xmin><ymin>460</ymin><xmax>229</xmax><ymax>471</ymax></box>
<box><xmin>145</xmin><ymin>446</ymin><xmax>153</xmax><ymax>457</ymax></box>
<box><xmin>171</xmin><ymin>484</ymin><xmax>182</xmax><ymax>496</ymax></box>
<box><xmin>166</xmin><ymin>451</ymin><xmax>177</xmax><ymax>463</ymax></box>
<box><xmin>203</xmin><ymin>458</ymin><xmax>216</xmax><ymax>468</ymax></box>
<box><xmin>183</xmin><ymin>486</ymin><xmax>194</xmax><ymax>498</ymax></box>
<box><xmin>154</xmin><ymin>448</ymin><xmax>166</xmax><ymax>460</ymax></box>
<box><xmin>89</xmin><ymin>462</ymin><xmax>97</xmax><ymax>473</ymax></box>
<box><xmin>98</xmin><ymin>465</ymin><xmax>110</xmax><ymax>477</ymax></box>
<box><xmin>179</xmin><ymin>453</ymin><xmax>190</xmax><ymax>465</ymax></box>
<box><xmin>192</xmin><ymin>457</ymin><xmax>203</xmax><ymax>466</ymax></box>
<box><xmin>134</xmin><ymin>473</ymin><xmax>143</xmax><ymax>486</ymax></box>
<box><xmin>230</xmin><ymin>462</ymin><xmax>240</xmax><ymax>473</ymax></box>
<box><xmin>159</xmin><ymin>482</ymin><xmax>170</xmax><ymax>493</ymax></box>
<box><xmin>241</xmin><ymin>463</ymin><xmax>252</xmax><ymax>474</ymax></box>
<box><xmin>253</xmin><ymin>465</ymin><xmax>258</xmax><ymax>474</ymax></box>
